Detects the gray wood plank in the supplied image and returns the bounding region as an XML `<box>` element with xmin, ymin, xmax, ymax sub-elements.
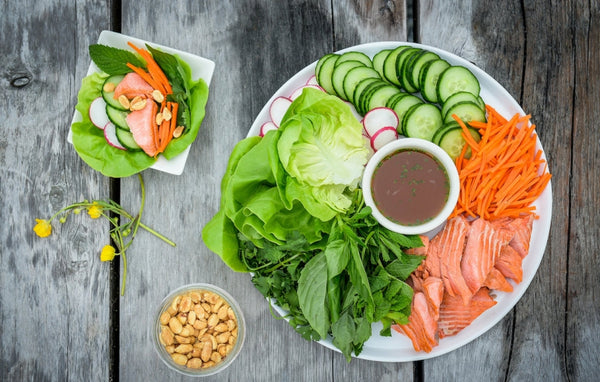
<box><xmin>117</xmin><ymin>1</ymin><xmax>335</xmax><ymax>381</ymax></box>
<box><xmin>329</xmin><ymin>1</ymin><xmax>415</xmax><ymax>380</ymax></box>
<box><xmin>0</xmin><ymin>1</ymin><xmax>112</xmax><ymax>380</ymax></box>
<box><xmin>416</xmin><ymin>1</ymin><xmax>527</xmax><ymax>379</ymax></box>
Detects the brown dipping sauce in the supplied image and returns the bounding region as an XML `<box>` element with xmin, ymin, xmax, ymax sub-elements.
<box><xmin>371</xmin><ymin>149</ymin><xmax>449</xmax><ymax>226</ymax></box>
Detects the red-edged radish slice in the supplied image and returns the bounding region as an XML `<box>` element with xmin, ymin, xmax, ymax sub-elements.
<box><xmin>103</xmin><ymin>122</ymin><xmax>127</xmax><ymax>150</ymax></box>
<box><xmin>269</xmin><ymin>96</ymin><xmax>293</xmax><ymax>127</ymax></box>
<box><xmin>344</xmin><ymin>101</ymin><xmax>363</xmax><ymax>122</ymax></box>
<box><xmin>306</xmin><ymin>75</ymin><xmax>319</xmax><ymax>86</ymax></box>
<box><xmin>370</xmin><ymin>126</ymin><xmax>398</xmax><ymax>151</ymax></box>
<box><xmin>289</xmin><ymin>84</ymin><xmax>325</xmax><ymax>100</ymax></box>
<box><xmin>362</xmin><ymin>107</ymin><xmax>399</xmax><ymax>137</ymax></box>
<box><xmin>259</xmin><ymin>121</ymin><xmax>278</xmax><ymax>137</ymax></box>
<box><xmin>89</xmin><ymin>97</ymin><xmax>110</xmax><ymax>129</ymax></box>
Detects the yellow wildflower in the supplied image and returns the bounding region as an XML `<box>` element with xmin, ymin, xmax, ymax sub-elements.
<box><xmin>87</xmin><ymin>202</ymin><xmax>103</xmax><ymax>219</ymax></box>
<box><xmin>100</xmin><ymin>245</ymin><xmax>117</xmax><ymax>262</ymax></box>
<box><xmin>33</xmin><ymin>219</ymin><xmax>52</xmax><ymax>238</ymax></box>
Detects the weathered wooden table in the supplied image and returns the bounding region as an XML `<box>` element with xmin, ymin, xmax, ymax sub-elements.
<box><xmin>2</xmin><ymin>0</ymin><xmax>598</xmax><ymax>380</ymax></box>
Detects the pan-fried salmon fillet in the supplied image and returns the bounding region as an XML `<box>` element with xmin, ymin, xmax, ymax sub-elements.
<box><xmin>437</xmin><ymin>287</ymin><xmax>497</xmax><ymax>338</ymax></box>
<box><xmin>114</xmin><ymin>72</ymin><xmax>154</xmax><ymax>99</ymax></box>
<box><xmin>126</xmin><ymin>100</ymin><xmax>158</xmax><ymax>157</ymax></box>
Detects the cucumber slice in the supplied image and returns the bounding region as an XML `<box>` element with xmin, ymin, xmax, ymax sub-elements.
<box><xmin>115</xmin><ymin>127</ymin><xmax>142</xmax><ymax>151</ymax></box>
<box><xmin>432</xmin><ymin>121</ymin><xmax>460</xmax><ymax>145</ymax></box>
<box><xmin>402</xmin><ymin>103</ymin><xmax>443</xmax><ymax>141</ymax></box>
<box><xmin>336</xmin><ymin>51</ymin><xmax>373</xmax><ymax>68</ymax></box>
<box><xmin>106</xmin><ymin>105</ymin><xmax>130</xmax><ymax>131</ymax></box>
<box><xmin>385</xmin><ymin>92</ymin><xmax>408</xmax><ymax>109</ymax></box>
<box><xmin>372</xmin><ymin>49</ymin><xmax>392</xmax><ymax>79</ymax></box>
<box><xmin>367</xmin><ymin>85</ymin><xmax>402</xmax><ymax>111</ymax></box>
<box><xmin>358</xmin><ymin>81</ymin><xmax>387</xmax><ymax>115</ymax></box>
<box><xmin>436</xmin><ymin>65</ymin><xmax>481</xmax><ymax>103</ymax></box>
<box><xmin>102</xmin><ymin>74</ymin><xmax>127</xmax><ymax>111</ymax></box>
<box><xmin>315</xmin><ymin>53</ymin><xmax>337</xmax><ymax>80</ymax></box>
<box><xmin>397</xmin><ymin>48</ymin><xmax>421</xmax><ymax>93</ymax></box>
<box><xmin>409</xmin><ymin>51</ymin><xmax>440</xmax><ymax>91</ymax></box>
<box><xmin>342</xmin><ymin>66</ymin><xmax>380</xmax><ymax>105</ymax></box>
<box><xmin>383</xmin><ymin>45</ymin><xmax>409</xmax><ymax>85</ymax></box>
<box><xmin>316</xmin><ymin>54</ymin><xmax>340</xmax><ymax>95</ymax></box>
<box><xmin>331</xmin><ymin>60</ymin><xmax>367</xmax><ymax>100</ymax></box>
<box><xmin>392</xmin><ymin>95</ymin><xmax>423</xmax><ymax>133</ymax></box>
<box><xmin>351</xmin><ymin>77</ymin><xmax>381</xmax><ymax>112</ymax></box>
<box><xmin>443</xmin><ymin>101</ymin><xmax>487</xmax><ymax>124</ymax></box>
<box><xmin>438</xmin><ymin>126</ymin><xmax>481</xmax><ymax>160</ymax></box>
<box><xmin>420</xmin><ymin>59</ymin><xmax>450</xmax><ymax>103</ymax></box>
<box><xmin>441</xmin><ymin>91</ymin><xmax>485</xmax><ymax>119</ymax></box>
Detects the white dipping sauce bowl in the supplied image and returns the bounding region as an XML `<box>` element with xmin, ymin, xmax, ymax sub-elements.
<box><xmin>362</xmin><ymin>138</ymin><xmax>460</xmax><ymax>236</ymax></box>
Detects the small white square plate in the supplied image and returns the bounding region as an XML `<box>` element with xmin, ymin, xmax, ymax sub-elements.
<box><xmin>69</xmin><ymin>30</ymin><xmax>215</xmax><ymax>175</ymax></box>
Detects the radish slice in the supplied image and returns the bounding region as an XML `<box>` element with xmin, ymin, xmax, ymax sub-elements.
<box><xmin>306</xmin><ymin>75</ymin><xmax>319</xmax><ymax>86</ymax></box>
<box><xmin>269</xmin><ymin>97</ymin><xmax>293</xmax><ymax>127</ymax></box>
<box><xmin>89</xmin><ymin>97</ymin><xmax>110</xmax><ymax>129</ymax></box>
<box><xmin>362</xmin><ymin>107</ymin><xmax>399</xmax><ymax>136</ymax></box>
<box><xmin>103</xmin><ymin>122</ymin><xmax>127</xmax><ymax>150</ymax></box>
<box><xmin>259</xmin><ymin>121</ymin><xmax>278</xmax><ymax>137</ymax></box>
<box><xmin>370</xmin><ymin>126</ymin><xmax>398</xmax><ymax>151</ymax></box>
<box><xmin>289</xmin><ymin>84</ymin><xmax>325</xmax><ymax>100</ymax></box>
<box><xmin>345</xmin><ymin>101</ymin><xmax>363</xmax><ymax>122</ymax></box>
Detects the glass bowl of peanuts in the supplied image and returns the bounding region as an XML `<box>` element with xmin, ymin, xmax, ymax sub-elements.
<box><xmin>152</xmin><ymin>283</ymin><xmax>246</xmax><ymax>376</ymax></box>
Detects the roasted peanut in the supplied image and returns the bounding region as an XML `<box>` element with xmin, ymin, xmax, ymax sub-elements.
<box><xmin>159</xmin><ymin>311</ymin><xmax>171</xmax><ymax>325</ymax></box>
<box><xmin>187</xmin><ymin>358</ymin><xmax>202</xmax><ymax>369</ymax></box>
<box><xmin>168</xmin><ymin>317</ymin><xmax>183</xmax><ymax>335</ymax></box>
<box><xmin>103</xmin><ymin>82</ymin><xmax>116</xmax><ymax>92</ymax></box>
<box><xmin>152</xmin><ymin>89</ymin><xmax>165</xmax><ymax>103</ymax></box>
<box><xmin>171</xmin><ymin>353</ymin><xmax>188</xmax><ymax>366</ymax></box>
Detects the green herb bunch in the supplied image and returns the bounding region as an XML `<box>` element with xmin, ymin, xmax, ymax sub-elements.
<box><xmin>240</xmin><ymin>192</ymin><xmax>424</xmax><ymax>361</ymax></box>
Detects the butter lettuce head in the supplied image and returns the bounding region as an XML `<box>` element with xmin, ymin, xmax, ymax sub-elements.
<box><xmin>277</xmin><ymin>88</ymin><xmax>369</xmax><ymax>214</ymax></box>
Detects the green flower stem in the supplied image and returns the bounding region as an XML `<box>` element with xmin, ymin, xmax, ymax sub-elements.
<box><xmin>138</xmin><ymin>222</ymin><xmax>176</xmax><ymax>246</ymax></box>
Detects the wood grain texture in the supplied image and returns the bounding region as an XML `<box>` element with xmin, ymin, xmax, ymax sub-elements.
<box><xmin>565</xmin><ymin>0</ymin><xmax>600</xmax><ymax>380</ymax></box>
<box><xmin>416</xmin><ymin>2</ymin><xmax>528</xmax><ymax>380</ymax></box>
<box><xmin>0</xmin><ymin>0</ymin><xmax>112</xmax><ymax>380</ymax></box>
<box><xmin>2</xmin><ymin>0</ymin><xmax>598</xmax><ymax>380</ymax></box>
<box><xmin>117</xmin><ymin>1</ymin><xmax>335</xmax><ymax>381</ymax></box>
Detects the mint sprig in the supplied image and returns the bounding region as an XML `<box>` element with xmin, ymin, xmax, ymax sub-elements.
<box><xmin>89</xmin><ymin>44</ymin><xmax>144</xmax><ymax>75</ymax></box>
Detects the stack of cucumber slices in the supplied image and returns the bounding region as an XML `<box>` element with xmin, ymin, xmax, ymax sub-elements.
<box><xmin>315</xmin><ymin>45</ymin><xmax>487</xmax><ymax>159</ymax></box>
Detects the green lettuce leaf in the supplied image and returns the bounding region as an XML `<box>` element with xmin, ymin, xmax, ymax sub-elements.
<box><xmin>277</xmin><ymin>88</ymin><xmax>369</xmax><ymax>216</ymax></box>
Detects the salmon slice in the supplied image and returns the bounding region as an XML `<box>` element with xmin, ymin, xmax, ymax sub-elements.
<box><xmin>461</xmin><ymin>219</ymin><xmax>512</xmax><ymax>294</ymax></box>
<box><xmin>437</xmin><ymin>288</ymin><xmax>497</xmax><ymax>338</ymax></box>
<box><xmin>126</xmin><ymin>100</ymin><xmax>158</xmax><ymax>157</ymax></box>
<box><xmin>495</xmin><ymin>245</ymin><xmax>523</xmax><ymax>283</ymax></box>
<box><xmin>435</xmin><ymin>216</ymin><xmax>472</xmax><ymax>304</ymax></box>
<box><xmin>114</xmin><ymin>72</ymin><xmax>154</xmax><ymax>99</ymax></box>
<box><xmin>422</xmin><ymin>277</ymin><xmax>444</xmax><ymax>320</ymax></box>
<box><xmin>507</xmin><ymin>215</ymin><xmax>534</xmax><ymax>258</ymax></box>
<box><xmin>393</xmin><ymin>292</ymin><xmax>438</xmax><ymax>352</ymax></box>
<box><xmin>483</xmin><ymin>267</ymin><xmax>513</xmax><ymax>292</ymax></box>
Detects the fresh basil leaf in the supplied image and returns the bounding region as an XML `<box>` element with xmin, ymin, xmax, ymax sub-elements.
<box><xmin>297</xmin><ymin>251</ymin><xmax>330</xmax><ymax>339</ymax></box>
<box><xmin>385</xmin><ymin>259</ymin><xmax>420</xmax><ymax>280</ymax></box>
<box><xmin>347</xmin><ymin>243</ymin><xmax>373</xmax><ymax>307</ymax></box>
<box><xmin>89</xmin><ymin>44</ymin><xmax>143</xmax><ymax>75</ymax></box>
<box><xmin>331</xmin><ymin>311</ymin><xmax>355</xmax><ymax>362</ymax></box>
<box><xmin>324</xmin><ymin>239</ymin><xmax>349</xmax><ymax>278</ymax></box>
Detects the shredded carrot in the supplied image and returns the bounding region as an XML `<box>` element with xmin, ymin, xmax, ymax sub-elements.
<box><xmin>449</xmin><ymin>105</ymin><xmax>551</xmax><ymax>220</ymax></box>
<box><xmin>127</xmin><ymin>42</ymin><xmax>172</xmax><ymax>94</ymax></box>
